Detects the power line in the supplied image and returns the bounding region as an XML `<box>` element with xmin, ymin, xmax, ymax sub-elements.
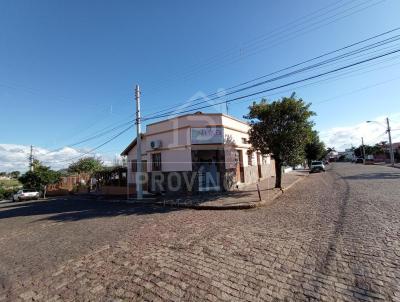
<box><xmin>67</xmin><ymin>120</ymin><xmax>134</xmax><ymax>148</ymax></box>
<box><xmin>314</xmin><ymin>74</ymin><xmax>400</xmax><ymax>106</ymax></box>
<box><xmin>201</xmin><ymin>0</ymin><xmax>387</xmax><ymax>80</ymax></box>
<box><xmin>232</xmin><ymin>51</ymin><xmax>400</xmax><ymax>105</ymax></box>
<box><xmin>142</xmin><ymin>27</ymin><xmax>400</xmax><ymax>118</ymax></box>
<box><xmin>42</xmin><ymin>124</ymin><xmax>134</xmax><ymax>164</ymax></box>
<box><xmin>30</xmin><ymin>24</ymin><xmax>399</xmax><ymax>162</ymax></box>
<box><xmin>147</xmin><ymin>0</ymin><xmax>385</xmax><ymax>94</ymax></box>
<box><xmin>33</xmin><ymin>56</ymin><xmax>400</xmax><ymax>167</ymax></box>
<box><xmin>40</xmin><ymin>118</ymin><xmax>135</xmax><ymax>156</ymax></box>
<box><xmin>141</xmin><ymin>36</ymin><xmax>400</xmax><ymax>120</ymax></box>
<box><xmin>159</xmin><ymin>42</ymin><xmax>400</xmax><ymax>118</ymax></box>
<box><xmin>32</xmin><ymin>23</ymin><xmax>399</xmax><ymax>166</ymax></box>
<box><xmin>43</xmin><ymin>31</ymin><xmax>400</xmax><ymax>164</ymax></box>
<box><xmin>142</xmin><ymin>47</ymin><xmax>400</xmax><ymax>122</ymax></box>
<box><xmin>144</xmin><ymin>0</ymin><xmax>350</xmax><ymax>91</ymax></box>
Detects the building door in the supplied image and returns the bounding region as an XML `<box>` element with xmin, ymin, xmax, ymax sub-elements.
<box><xmin>195</xmin><ymin>150</ymin><xmax>220</xmax><ymax>192</ymax></box>
<box><xmin>257</xmin><ymin>153</ymin><xmax>262</xmax><ymax>179</ymax></box>
<box><xmin>236</xmin><ymin>150</ymin><xmax>244</xmax><ymax>183</ymax></box>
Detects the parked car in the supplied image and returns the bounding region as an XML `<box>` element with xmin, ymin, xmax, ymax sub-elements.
<box><xmin>310</xmin><ymin>161</ymin><xmax>325</xmax><ymax>173</ymax></box>
<box><xmin>355</xmin><ymin>158</ymin><xmax>364</xmax><ymax>164</ymax></box>
<box><xmin>12</xmin><ymin>190</ymin><xmax>39</xmax><ymax>202</ymax></box>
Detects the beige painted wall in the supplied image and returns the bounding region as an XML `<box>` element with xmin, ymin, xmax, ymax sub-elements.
<box><xmin>125</xmin><ymin>113</ymin><xmax>273</xmax><ymax>185</ymax></box>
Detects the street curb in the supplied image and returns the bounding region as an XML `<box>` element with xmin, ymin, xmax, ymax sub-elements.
<box><xmin>89</xmin><ymin>174</ymin><xmax>308</xmax><ymax>210</ymax></box>
<box><xmin>172</xmin><ymin>175</ymin><xmax>307</xmax><ymax>210</ymax></box>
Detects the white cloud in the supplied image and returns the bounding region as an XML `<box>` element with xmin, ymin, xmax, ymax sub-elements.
<box><xmin>0</xmin><ymin>144</ymin><xmax>119</xmax><ymax>172</ymax></box>
<box><xmin>320</xmin><ymin>113</ymin><xmax>400</xmax><ymax>151</ymax></box>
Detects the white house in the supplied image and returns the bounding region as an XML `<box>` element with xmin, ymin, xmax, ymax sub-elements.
<box><xmin>121</xmin><ymin>112</ymin><xmax>275</xmax><ymax>194</ymax></box>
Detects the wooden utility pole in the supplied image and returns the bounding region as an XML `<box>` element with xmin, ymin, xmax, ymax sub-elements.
<box><xmin>386</xmin><ymin>117</ymin><xmax>395</xmax><ymax>167</ymax></box>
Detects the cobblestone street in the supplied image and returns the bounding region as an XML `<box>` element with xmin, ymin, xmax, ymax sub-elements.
<box><xmin>0</xmin><ymin>163</ymin><xmax>399</xmax><ymax>301</ymax></box>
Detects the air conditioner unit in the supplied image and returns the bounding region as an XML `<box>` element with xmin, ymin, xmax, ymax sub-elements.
<box><xmin>150</xmin><ymin>140</ymin><xmax>162</xmax><ymax>149</ymax></box>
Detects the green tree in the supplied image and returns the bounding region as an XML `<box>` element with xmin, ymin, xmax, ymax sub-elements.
<box><xmin>245</xmin><ymin>94</ymin><xmax>315</xmax><ymax>188</ymax></box>
<box><xmin>19</xmin><ymin>162</ymin><xmax>61</xmax><ymax>198</ymax></box>
<box><xmin>354</xmin><ymin>145</ymin><xmax>363</xmax><ymax>158</ymax></box>
<box><xmin>354</xmin><ymin>143</ymin><xmax>386</xmax><ymax>159</ymax></box>
<box><xmin>305</xmin><ymin>131</ymin><xmax>326</xmax><ymax>166</ymax></box>
<box><xmin>68</xmin><ymin>157</ymin><xmax>103</xmax><ymax>175</ymax></box>
<box><xmin>9</xmin><ymin>171</ymin><xmax>21</xmax><ymax>179</ymax></box>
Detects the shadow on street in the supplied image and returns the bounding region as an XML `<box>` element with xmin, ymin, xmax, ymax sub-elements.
<box><xmin>342</xmin><ymin>172</ymin><xmax>400</xmax><ymax>180</ymax></box>
<box><xmin>0</xmin><ymin>197</ymin><xmax>180</xmax><ymax>222</ymax></box>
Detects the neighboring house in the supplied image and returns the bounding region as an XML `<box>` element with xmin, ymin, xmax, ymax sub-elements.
<box><xmin>326</xmin><ymin>150</ymin><xmax>339</xmax><ymax>161</ymax></box>
<box><xmin>384</xmin><ymin>142</ymin><xmax>400</xmax><ymax>163</ymax></box>
<box><xmin>121</xmin><ymin>112</ymin><xmax>275</xmax><ymax>194</ymax></box>
<box><xmin>390</xmin><ymin>142</ymin><xmax>400</xmax><ymax>154</ymax></box>
<box><xmin>337</xmin><ymin>149</ymin><xmax>355</xmax><ymax>161</ymax></box>
<box><xmin>46</xmin><ymin>173</ymin><xmax>91</xmax><ymax>196</ymax></box>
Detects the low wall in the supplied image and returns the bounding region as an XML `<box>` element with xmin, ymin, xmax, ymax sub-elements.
<box><xmin>243</xmin><ymin>159</ymin><xmax>276</xmax><ymax>184</ymax></box>
<box><xmin>261</xmin><ymin>159</ymin><xmax>276</xmax><ymax>178</ymax></box>
<box><xmin>243</xmin><ymin>165</ymin><xmax>259</xmax><ymax>184</ymax></box>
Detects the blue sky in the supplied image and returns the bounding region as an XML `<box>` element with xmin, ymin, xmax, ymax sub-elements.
<box><xmin>1</xmin><ymin>0</ymin><xmax>400</xmax><ymax>171</ymax></box>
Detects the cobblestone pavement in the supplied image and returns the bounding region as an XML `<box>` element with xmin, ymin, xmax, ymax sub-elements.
<box><xmin>0</xmin><ymin>163</ymin><xmax>399</xmax><ymax>301</ymax></box>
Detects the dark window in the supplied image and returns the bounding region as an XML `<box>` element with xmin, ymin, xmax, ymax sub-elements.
<box><xmin>152</xmin><ymin>153</ymin><xmax>162</xmax><ymax>171</ymax></box>
<box><xmin>248</xmin><ymin>152</ymin><xmax>253</xmax><ymax>166</ymax></box>
<box><xmin>242</xmin><ymin>138</ymin><xmax>248</xmax><ymax>144</ymax></box>
<box><xmin>131</xmin><ymin>160</ymin><xmax>137</xmax><ymax>172</ymax></box>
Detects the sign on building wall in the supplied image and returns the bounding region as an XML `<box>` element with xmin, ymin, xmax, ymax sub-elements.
<box><xmin>191</xmin><ymin>127</ymin><xmax>224</xmax><ymax>144</ymax></box>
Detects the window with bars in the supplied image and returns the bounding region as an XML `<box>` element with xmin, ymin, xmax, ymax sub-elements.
<box><xmin>131</xmin><ymin>160</ymin><xmax>137</xmax><ymax>172</ymax></box>
<box><xmin>152</xmin><ymin>153</ymin><xmax>162</xmax><ymax>171</ymax></box>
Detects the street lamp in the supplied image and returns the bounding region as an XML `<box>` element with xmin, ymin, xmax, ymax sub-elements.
<box><xmin>366</xmin><ymin>118</ymin><xmax>395</xmax><ymax>167</ymax></box>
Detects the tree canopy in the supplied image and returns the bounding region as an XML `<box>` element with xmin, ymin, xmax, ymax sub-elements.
<box><xmin>354</xmin><ymin>142</ymin><xmax>387</xmax><ymax>158</ymax></box>
<box><xmin>68</xmin><ymin>157</ymin><xmax>103</xmax><ymax>175</ymax></box>
<box><xmin>305</xmin><ymin>131</ymin><xmax>325</xmax><ymax>164</ymax></box>
<box><xmin>0</xmin><ymin>171</ymin><xmax>21</xmax><ymax>179</ymax></box>
<box><xmin>19</xmin><ymin>161</ymin><xmax>61</xmax><ymax>197</ymax></box>
<box><xmin>245</xmin><ymin>94</ymin><xmax>315</xmax><ymax>188</ymax></box>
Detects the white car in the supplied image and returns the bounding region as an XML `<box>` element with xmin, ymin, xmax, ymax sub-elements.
<box><xmin>12</xmin><ymin>190</ymin><xmax>40</xmax><ymax>202</ymax></box>
<box><xmin>310</xmin><ymin>161</ymin><xmax>325</xmax><ymax>173</ymax></box>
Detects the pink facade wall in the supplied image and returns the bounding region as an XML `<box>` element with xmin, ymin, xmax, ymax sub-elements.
<box><xmin>125</xmin><ymin>113</ymin><xmax>273</xmax><ymax>185</ymax></box>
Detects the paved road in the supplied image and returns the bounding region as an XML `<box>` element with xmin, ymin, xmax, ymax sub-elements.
<box><xmin>0</xmin><ymin>163</ymin><xmax>399</xmax><ymax>301</ymax></box>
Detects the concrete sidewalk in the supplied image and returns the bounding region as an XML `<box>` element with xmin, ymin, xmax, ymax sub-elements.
<box><xmin>156</xmin><ymin>170</ymin><xmax>309</xmax><ymax>210</ymax></box>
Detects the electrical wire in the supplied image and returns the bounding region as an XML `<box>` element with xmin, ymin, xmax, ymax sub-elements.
<box><xmin>233</xmin><ymin>54</ymin><xmax>400</xmax><ymax>106</ymax></box>
<box><xmin>42</xmin><ymin>124</ymin><xmax>134</xmax><ymax>164</ymax></box>
<box><xmin>36</xmin><ymin>27</ymin><xmax>400</xmax><ymax>165</ymax></box>
<box><xmin>142</xmin><ymin>27</ymin><xmax>400</xmax><ymax>118</ymax></box>
<box><xmin>141</xmin><ymin>47</ymin><xmax>400</xmax><ymax>122</ymax></box>
<box><xmin>147</xmin><ymin>0</ymin><xmax>386</xmax><ymax>94</ymax></box>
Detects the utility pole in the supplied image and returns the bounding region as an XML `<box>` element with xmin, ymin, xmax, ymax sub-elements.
<box><xmin>135</xmin><ymin>85</ymin><xmax>143</xmax><ymax>200</ymax></box>
<box><xmin>386</xmin><ymin>117</ymin><xmax>395</xmax><ymax>167</ymax></box>
<box><xmin>29</xmin><ymin>145</ymin><xmax>34</xmax><ymax>172</ymax></box>
<box><xmin>361</xmin><ymin>137</ymin><xmax>366</xmax><ymax>164</ymax></box>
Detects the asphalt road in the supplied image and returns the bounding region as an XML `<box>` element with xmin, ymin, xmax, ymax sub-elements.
<box><xmin>0</xmin><ymin>163</ymin><xmax>399</xmax><ymax>301</ymax></box>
